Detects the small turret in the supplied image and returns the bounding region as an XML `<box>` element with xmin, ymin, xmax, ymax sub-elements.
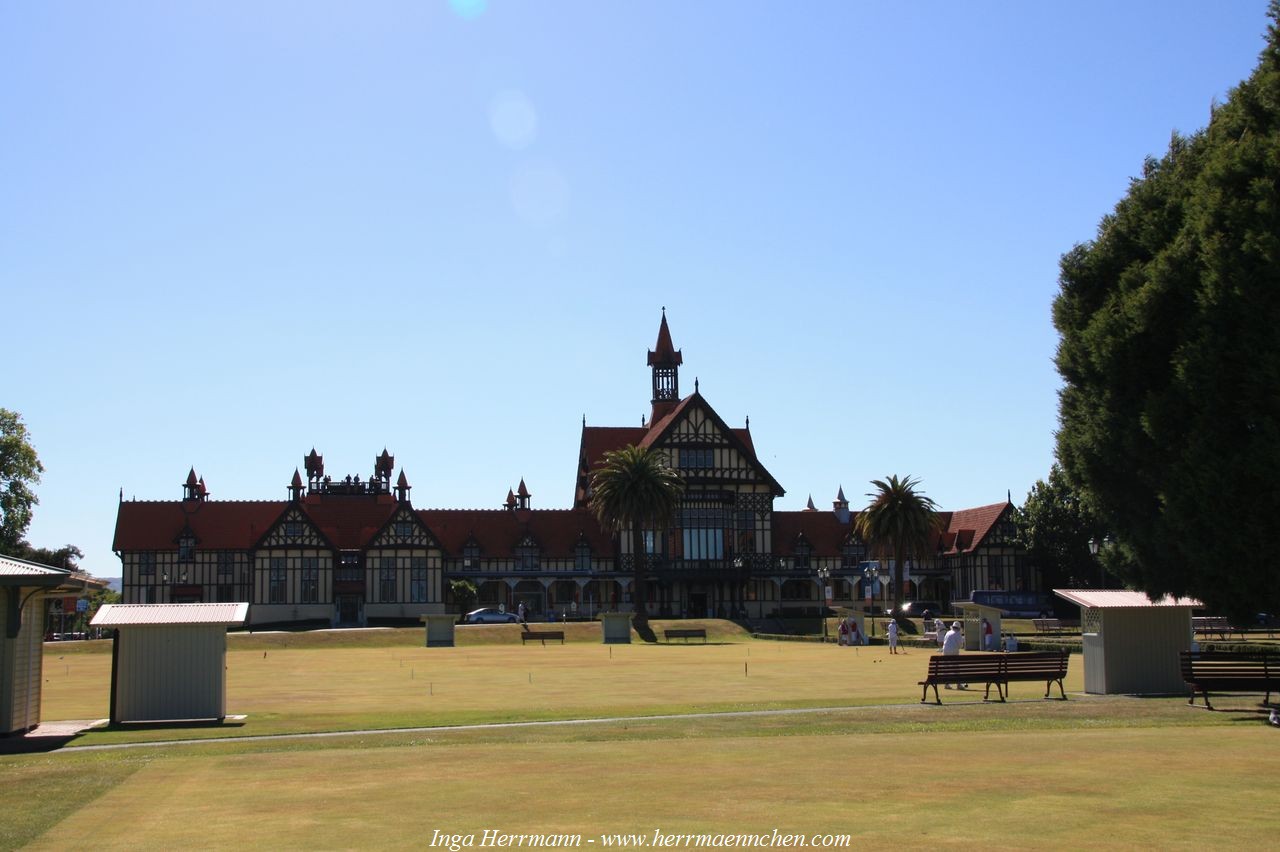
<box><xmin>395</xmin><ymin>469</ymin><xmax>411</xmax><ymax>502</ymax></box>
<box><xmin>289</xmin><ymin>469</ymin><xmax>304</xmax><ymax>501</ymax></box>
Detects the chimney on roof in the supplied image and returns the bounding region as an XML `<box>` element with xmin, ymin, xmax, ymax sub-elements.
<box><xmin>833</xmin><ymin>486</ymin><xmax>850</xmax><ymax>524</ymax></box>
<box><xmin>647</xmin><ymin>308</ymin><xmax>683</xmax><ymax>424</ymax></box>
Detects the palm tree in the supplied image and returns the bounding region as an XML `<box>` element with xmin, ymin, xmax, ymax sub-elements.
<box><xmin>588</xmin><ymin>444</ymin><xmax>684</xmax><ymax>637</ymax></box>
<box><xmin>853</xmin><ymin>475</ymin><xmax>941</xmax><ymax>617</ymax></box>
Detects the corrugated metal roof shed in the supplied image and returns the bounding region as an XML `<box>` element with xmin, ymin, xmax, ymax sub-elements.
<box><xmin>92</xmin><ymin>603</ymin><xmax>249</xmax><ymax>627</ymax></box>
<box><xmin>1054</xmin><ymin>589</ymin><xmax>1201</xmax><ymax>609</ymax></box>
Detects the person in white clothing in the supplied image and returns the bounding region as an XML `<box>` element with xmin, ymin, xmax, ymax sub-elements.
<box><xmin>886</xmin><ymin>618</ymin><xmax>899</xmax><ymax>654</ymax></box>
<box><xmin>942</xmin><ymin>621</ymin><xmax>965</xmax><ymax>688</ymax></box>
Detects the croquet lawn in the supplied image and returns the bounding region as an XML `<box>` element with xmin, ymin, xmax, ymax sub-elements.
<box><xmin>5</xmin><ymin>626</ymin><xmax>1277</xmax><ymax>849</ymax></box>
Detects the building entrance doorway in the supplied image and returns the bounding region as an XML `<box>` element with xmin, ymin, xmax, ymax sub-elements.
<box><xmin>337</xmin><ymin>594</ymin><xmax>362</xmax><ymax>625</ymax></box>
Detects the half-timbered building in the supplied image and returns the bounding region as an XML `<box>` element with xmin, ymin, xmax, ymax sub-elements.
<box><xmin>113</xmin><ymin>313</ymin><xmax>1032</xmax><ymax>627</ymax></box>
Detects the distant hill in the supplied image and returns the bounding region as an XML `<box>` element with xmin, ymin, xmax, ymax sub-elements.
<box><xmin>102</xmin><ymin>577</ymin><xmax>122</xmax><ymax>592</ymax></box>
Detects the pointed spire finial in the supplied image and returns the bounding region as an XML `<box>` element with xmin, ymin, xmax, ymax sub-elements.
<box><xmin>694</xmin><ymin>377</ymin><xmax>699</xmax><ymax>393</ymax></box>
<box><xmin>805</xmin><ymin>495</ymin><xmax>817</xmax><ymax>511</ymax></box>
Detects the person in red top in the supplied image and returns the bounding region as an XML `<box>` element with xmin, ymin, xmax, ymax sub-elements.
<box><xmin>982</xmin><ymin>617</ymin><xmax>995</xmax><ymax>651</ymax></box>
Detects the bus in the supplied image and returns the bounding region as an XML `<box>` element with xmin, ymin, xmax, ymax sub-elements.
<box><xmin>959</xmin><ymin>590</ymin><xmax>1048</xmax><ymax>618</ymax></box>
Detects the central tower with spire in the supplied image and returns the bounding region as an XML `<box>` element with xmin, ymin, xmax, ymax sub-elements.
<box><xmin>647</xmin><ymin>307</ymin><xmax>683</xmax><ymax>423</ymax></box>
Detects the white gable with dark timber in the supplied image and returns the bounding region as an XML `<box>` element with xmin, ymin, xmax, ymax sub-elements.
<box><xmin>370</xmin><ymin>508</ymin><xmax>438</xmax><ymax>548</ymax></box>
<box><xmin>652</xmin><ymin>399</ymin><xmax>780</xmax><ymax>492</ymax></box>
<box><xmin>259</xmin><ymin>508</ymin><xmax>326</xmax><ymax>548</ymax></box>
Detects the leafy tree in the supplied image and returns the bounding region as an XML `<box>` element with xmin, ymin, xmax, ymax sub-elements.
<box><xmin>0</xmin><ymin>408</ymin><xmax>43</xmax><ymax>554</ymax></box>
<box><xmin>588</xmin><ymin>444</ymin><xmax>684</xmax><ymax>638</ymax></box>
<box><xmin>853</xmin><ymin>475</ymin><xmax>940</xmax><ymax>615</ymax></box>
<box><xmin>15</xmin><ymin>543</ymin><xmax>83</xmax><ymax>571</ymax></box>
<box><xmin>1054</xmin><ymin>4</ymin><xmax>1280</xmax><ymax>623</ymax></box>
<box><xmin>450</xmin><ymin>579</ymin><xmax>478</xmax><ymax>612</ymax></box>
<box><xmin>1014</xmin><ymin>465</ymin><xmax>1109</xmax><ymax>593</ymax></box>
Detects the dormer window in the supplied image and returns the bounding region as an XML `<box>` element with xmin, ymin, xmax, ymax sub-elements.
<box><xmin>285</xmin><ymin>521</ymin><xmax>303</xmax><ymax>538</ymax></box>
<box><xmin>395</xmin><ymin>521</ymin><xmax>414</xmax><ymax>539</ymax></box>
<box><xmin>178</xmin><ymin>536</ymin><xmax>195</xmax><ymax>562</ymax></box>
<box><xmin>842</xmin><ymin>539</ymin><xmax>866</xmax><ymax>568</ymax></box>
<box><xmin>515</xmin><ymin>539</ymin><xmax>540</xmax><ymax>571</ymax></box>
<box><xmin>794</xmin><ymin>540</ymin><xmax>812</xmax><ymax>570</ymax></box>
<box><xmin>575</xmin><ymin>540</ymin><xmax>592</xmax><ymax>571</ymax></box>
<box><xmin>462</xmin><ymin>542</ymin><xmax>481</xmax><ymax>570</ymax></box>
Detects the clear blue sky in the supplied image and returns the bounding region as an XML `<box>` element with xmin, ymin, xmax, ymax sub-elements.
<box><xmin>2</xmin><ymin>1</ymin><xmax>1269</xmax><ymax>577</ymax></box>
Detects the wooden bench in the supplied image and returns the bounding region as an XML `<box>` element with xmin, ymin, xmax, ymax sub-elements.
<box><xmin>919</xmin><ymin>652</ymin><xmax>1071</xmax><ymax>704</ymax></box>
<box><xmin>1032</xmin><ymin>618</ymin><xmax>1063</xmax><ymax>634</ymax></box>
<box><xmin>1192</xmin><ymin>617</ymin><xmax>1243</xmax><ymax>641</ymax></box>
<box><xmin>664</xmin><ymin>627</ymin><xmax>707</xmax><ymax>643</ymax></box>
<box><xmin>520</xmin><ymin>631</ymin><xmax>565</xmax><ymax>645</ymax></box>
<box><xmin>997</xmin><ymin>651</ymin><xmax>1070</xmax><ymax>701</ymax></box>
<box><xmin>1180</xmin><ymin>651</ymin><xmax>1279</xmax><ymax>709</ymax></box>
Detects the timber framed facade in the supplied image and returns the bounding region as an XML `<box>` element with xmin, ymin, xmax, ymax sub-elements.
<box><xmin>113</xmin><ymin>313</ymin><xmax>1032</xmax><ymax>627</ymax></box>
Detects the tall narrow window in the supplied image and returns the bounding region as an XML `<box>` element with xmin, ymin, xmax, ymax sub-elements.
<box><xmin>301</xmin><ymin>557</ymin><xmax>319</xmax><ymax>604</ymax></box>
<box><xmin>269</xmin><ymin>557</ymin><xmax>287</xmax><ymax>604</ymax></box>
<box><xmin>575</xmin><ymin>541</ymin><xmax>592</xmax><ymax>572</ymax></box>
<box><xmin>217</xmin><ymin>551</ymin><xmax>235</xmax><ymax>576</ymax></box>
<box><xmin>380</xmin><ymin>559</ymin><xmax>397</xmax><ymax>602</ymax></box>
<box><xmin>178</xmin><ymin>536</ymin><xmax>195</xmax><ymax>562</ymax></box>
<box><xmin>138</xmin><ymin>553</ymin><xmax>156</xmax><ymax>576</ymax></box>
<box><xmin>410</xmin><ymin>557</ymin><xmax>428</xmax><ymax>603</ymax></box>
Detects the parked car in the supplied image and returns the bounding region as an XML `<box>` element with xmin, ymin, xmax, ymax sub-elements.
<box><xmin>461</xmin><ymin>607</ymin><xmax>518</xmax><ymax>624</ymax></box>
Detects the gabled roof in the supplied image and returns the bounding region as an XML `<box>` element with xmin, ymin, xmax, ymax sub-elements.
<box><xmin>934</xmin><ymin>502</ymin><xmax>1012</xmax><ymax>555</ymax></box>
<box><xmin>576</xmin><ymin>393</ymin><xmax>778</xmax><ymax>505</ymax></box>
<box><xmin>1054</xmin><ymin>589</ymin><xmax>1202</xmax><ymax>609</ymax></box>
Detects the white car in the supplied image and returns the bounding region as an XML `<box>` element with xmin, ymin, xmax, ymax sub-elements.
<box><xmin>462</xmin><ymin>607</ymin><xmax>518</xmax><ymax>624</ymax></box>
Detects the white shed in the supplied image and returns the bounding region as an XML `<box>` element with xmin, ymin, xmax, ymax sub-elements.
<box><xmin>91</xmin><ymin>602</ymin><xmax>248</xmax><ymax>724</ymax></box>
<box><xmin>1</xmin><ymin>554</ymin><xmax>106</xmax><ymax>734</ymax></box>
<box><xmin>1054</xmin><ymin>589</ymin><xmax>1200</xmax><ymax>695</ymax></box>
<box><xmin>951</xmin><ymin>601</ymin><xmax>1002</xmax><ymax>652</ymax></box>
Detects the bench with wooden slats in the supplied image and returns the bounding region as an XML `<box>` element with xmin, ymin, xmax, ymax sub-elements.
<box><xmin>663</xmin><ymin>628</ymin><xmax>707</xmax><ymax>643</ymax></box>
<box><xmin>996</xmin><ymin>651</ymin><xmax>1070</xmax><ymax>701</ymax></box>
<box><xmin>520</xmin><ymin>631</ymin><xmax>565</xmax><ymax>645</ymax></box>
<box><xmin>919</xmin><ymin>651</ymin><xmax>1071</xmax><ymax>704</ymax></box>
<box><xmin>1180</xmin><ymin>651</ymin><xmax>1278</xmax><ymax>709</ymax></box>
<box><xmin>1191</xmin><ymin>617</ymin><xmax>1243</xmax><ymax>640</ymax></box>
<box><xmin>918</xmin><ymin>655</ymin><xmax>1007</xmax><ymax>704</ymax></box>
<box><xmin>1032</xmin><ymin>618</ymin><xmax>1063</xmax><ymax>634</ymax></box>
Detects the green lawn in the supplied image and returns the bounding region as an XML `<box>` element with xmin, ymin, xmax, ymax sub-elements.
<box><xmin>7</xmin><ymin>626</ymin><xmax>1277</xmax><ymax>850</ymax></box>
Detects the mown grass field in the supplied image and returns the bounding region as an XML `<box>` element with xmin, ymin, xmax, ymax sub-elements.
<box><xmin>6</xmin><ymin>622</ymin><xmax>1278</xmax><ymax>850</ymax></box>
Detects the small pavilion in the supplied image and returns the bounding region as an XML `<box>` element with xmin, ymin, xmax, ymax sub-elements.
<box><xmin>1054</xmin><ymin>589</ymin><xmax>1200</xmax><ymax>695</ymax></box>
<box><xmin>92</xmin><ymin>602</ymin><xmax>248</xmax><ymax>724</ymax></box>
<box><xmin>1</xmin><ymin>554</ymin><xmax>106</xmax><ymax>735</ymax></box>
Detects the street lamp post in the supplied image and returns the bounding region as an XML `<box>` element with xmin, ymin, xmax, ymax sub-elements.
<box><xmin>816</xmin><ymin>565</ymin><xmax>831</xmax><ymax>641</ymax></box>
<box><xmin>862</xmin><ymin>564</ymin><xmax>880</xmax><ymax>637</ymax></box>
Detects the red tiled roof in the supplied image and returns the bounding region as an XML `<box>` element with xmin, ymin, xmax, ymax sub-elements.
<box><xmin>419</xmin><ymin>508</ymin><xmax>612</xmax><ymax>557</ymax></box>
<box><xmin>298</xmin><ymin>494</ymin><xmax>399</xmax><ymax>549</ymax></box>
<box><xmin>939</xmin><ymin>502</ymin><xmax>1010</xmax><ymax>554</ymax></box>
<box><xmin>773</xmin><ymin>510</ymin><xmax>852</xmax><ymax>555</ymax></box>
<box><xmin>113</xmin><ymin>500</ymin><xmax>285</xmax><ymax>551</ymax></box>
